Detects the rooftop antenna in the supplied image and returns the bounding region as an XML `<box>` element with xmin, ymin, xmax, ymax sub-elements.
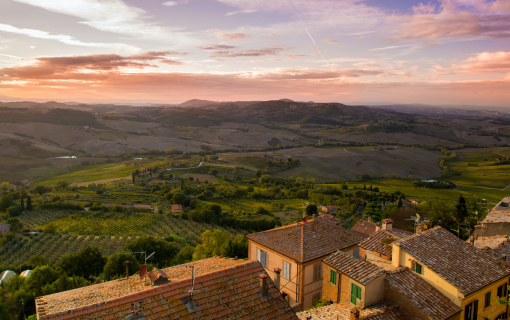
<box><xmin>183</xmin><ymin>265</ymin><xmax>199</xmax><ymax>312</ymax></box>
<box><xmin>123</xmin><ymin>251</ymin><xmax>156</xmax><ymax>285</ymax></box>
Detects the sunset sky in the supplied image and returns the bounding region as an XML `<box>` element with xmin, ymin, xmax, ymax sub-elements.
<box><xmin>0</xmin><ymin>0</ymin><xmax>509</xmax><ymax>105</ymax></box>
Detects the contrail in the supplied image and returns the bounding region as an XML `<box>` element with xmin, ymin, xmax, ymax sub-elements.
<box><xmin>305</xmin><ymin>27</ymin><xmax>331</xmax><ymax>68</ymax></box>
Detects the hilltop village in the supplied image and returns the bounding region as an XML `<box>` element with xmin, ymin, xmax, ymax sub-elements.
<box><xmin>1</xmin><ymin>197</ymin><xmax>509</xmax><ymax>319</ymax></box>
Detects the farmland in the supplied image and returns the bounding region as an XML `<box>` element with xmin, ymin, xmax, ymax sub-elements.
<box><xmin>31</xmin><ymin>163</ymin><xmax>138</xmax><ymax>186</ymax></box>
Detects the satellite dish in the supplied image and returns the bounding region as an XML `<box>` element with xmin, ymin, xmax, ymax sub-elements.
<box><xmin>139</xmin><ymin>264</ymin><xmax>147</xmax><ymax>279</ymax></box>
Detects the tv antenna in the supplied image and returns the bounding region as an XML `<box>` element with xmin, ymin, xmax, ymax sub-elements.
<box><xmin>183</xmin><ymin>265</ymin><xmax>200</xmax><ymax>312</ymax></box>
<box><xmin>123</xmin><ymin>251</ymin><xmax>155</xmax><ymax>285</ymax></box>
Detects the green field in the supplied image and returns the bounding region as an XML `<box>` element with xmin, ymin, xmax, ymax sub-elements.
<box><xmin>40</xmin><ymin>211</ymin><xmax>162</xmax><ymax>234</ymax></box>
<box><xmin>445</xmin><ymin>152</ymin><xmax>510</xmax><ymax>189</ymax></box>
<box><xmin>32</xmin><ymin>163</ymin><xmax>138</xmax><ymax>186</ymax></box>
<box><xmin>229</xmin><ymin>156</ymin><xmax>272</xmax><ymax>168</ymax></box>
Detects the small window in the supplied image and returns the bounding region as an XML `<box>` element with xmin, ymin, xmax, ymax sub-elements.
<box><xmin>485</xmin><ymin>292</ymin><xmax>491</xmax><ymax>308</ymax></box>
<box><xmin>312</xmin><ymin>293</ymin><xmax>321</xmax><ymax>306</ymax></box>
<box><xmin>353</xmin><ymin>248</ymin><xmax>360</xmax><ymax>259</ymax></box>
<box><xmin>413</xmin><ymin>262</ymin><xmax>422</xmax><ymax>275</ymax></box>
<box><xmin>497</xmin><ymin>312</ymin><xmax>508</xmax><ymax>320</ymax></box>
<box><xmin>282</xmin><ymin>261</ymin><xmax>290</xmax><ymax>279</ymax></box>
<box><xmin>497</xmin><ymin>284</ymin><xmax>507</xmax><ymax>298</ymax></box>
<box><xmin>256</xmin><ymin>248</ymin><xmax>266</xmax><ymax>267</ymax></box>
<box><xmin>313</xmin><ymin>263</ymin><xmax>322</xmax><ymax>281</ymax></box>
<box><xmin>465</xmin><ymin>300</ymin><xmax>478</xmax><ymax>320</ymax></box>
<box><xmin>330</xmin><ymin>270</ymin><xmax>337</xmax><ymax>285</ymax></box>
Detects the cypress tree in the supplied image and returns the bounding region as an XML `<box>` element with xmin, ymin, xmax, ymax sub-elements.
<box><xmin>26</xmin><ymin>195</ymin><xmax>33</xmax><ymax>211</ymax></box>
<box><xmin>397</xmin><ymin>198</ymin><xmax>403</xmax><ymax>208</ymax></box>
<box><xmin>20</xmin><ymin>196</ymin><xmax>25</xmax><ymax>211</ymax></box>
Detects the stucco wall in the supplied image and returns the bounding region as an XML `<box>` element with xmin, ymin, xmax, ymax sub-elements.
<box><xmin>364</xmin><ymin>274</ymin><xmax>385</xmax><ymax>307</ymax></box>
<box><xmin>460</xmin><ymin>277</ymin><xmax>509</xmax><ymax>320</ymax></box>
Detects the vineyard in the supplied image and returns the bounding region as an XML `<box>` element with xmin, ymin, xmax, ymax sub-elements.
<box><xmin>18</xmin><ymin>210</ymin><xmax>72</xmax><ymax>229</ymax></box>
<box><xmin>202</xmin><ymin>198</ymin><xmax>273</xmax><ymax>214</ymax></box>
<box><xmin>0</xmin><ymin>233</ymin><xmax>133</xmax><ymax>266</ymax></box>
<box><xmin>39</xmin><ymin>211</ymin><xmax>162</xmax><ymax>235</ymax></box>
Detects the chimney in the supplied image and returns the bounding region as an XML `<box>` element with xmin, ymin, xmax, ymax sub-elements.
<box><xmin>312</xmin><ymin>214</ymin><xmax>316</xmax><ymax>221</ymax></box>
<box><xmin>259</xmin><ymin>274</ymin><xmax>269</xmax><ymax>300</ymax></box>
<box><xmin>469</xmin><ymin>236</ymin><xmax>474</xmax><ymax>246</ymax></box>
<box><xmin>367</xmin><ymin>216</ymin><xmax>372</xmax><ymax>223</ymax></box>
<box><xmin>273</xmin><ymin>268</ymin><xmax>282</xmax><ymax>290</ymax></box>
<box><xmin>382</xmin><ymin>219</ymin><xmax>392</xmax><ymax>231</ymax></box>
<box><xmin>124</xmin><ymin>261</ymin><xmax>131</xmax><ymax>279</ymax></box>
<box><xmin>375</xmin><ymin>223</ymin><xmax>381</xmax><ymax>232</ymax></box>
<box><xmin>350</xmin><ymin>307</ymin><xmax>360</xmax><ymax>320</ymax></box>
<box><xmin>501</xmin><ymin>254</ymin><xmax>507</xmax><ymax>267</ymax></box>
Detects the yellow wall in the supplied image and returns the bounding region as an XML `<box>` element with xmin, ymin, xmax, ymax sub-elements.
<box><xmin>392</xmin><ymin>243</ymin><xmax>509</xmax><ymax>319</ymax></box>
<box><xmin>248</xmin><ymin>240</ymin><xmax>360</xmax><ymax>310</ymax></box>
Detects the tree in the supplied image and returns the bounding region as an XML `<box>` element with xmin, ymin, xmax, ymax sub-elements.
<box><xmin>26</xmin><ymin>265</ymin><xmax>58</xmax><ymax>295</ymax></box>
<box><xmin>295</xmin><ymin>177</ymin><xmax>304</xmax><ymax>185</ymax></box>
<box><xmin>7</xmin><ymin>205</ymin><xmax>23</xmax><ymax>217</ymax></box>
<box><xmin>455</xmin><ymin>194</ymin><xmax>468</xmax><ymax>224</ymax></box>
<box><xmin>0</xmin><ymin>182</ymin><xmax>9</xmax><ymax>190</ymax></box>
<box><xmin>192</xmin><ymin>229</ymin><xmax>229</xmax><ymax>261</ymax></box>
<box><xmin>171</xmin><ymin>192</ymin><xmax>186</xmax><ymax>205</ymax></box>
<box><xmin>57</xmin><ymin>246</ymin><xmax>106</xmax><ymax>280</ymax></box>
<box><xmin>124</xmin><ymin>236</ymin><xmax>179</xmax><ymax>268</ymax></box>
<box><xmin>6</xmin><ymin>217</ymin><xmax>22</xmax><ymax>230</ymax></box>
<box><xmin>306</xmin><ymin>204</ymin><xmax>318</xmax><ymax>216</ymax></box>
<box><xmin>0</xmin><ymin>194</ymin><xmax>14</xmax><ymax>211</ymax></box>
<box><xmin>174</xmin><ymin>246</ymin><xmax>195</xmax><ymax>264</ymax></box>
<box><xmin>397</xmin><ymin>198</ymin><xmax>403</xmax><ymax>208</ymax></box>
<box><xmin>26</xmin><ymin>195</ymin><xmax>33</xmax><ymax>211</ymax></box>
<box><xmin>20</xmin><ymin>196</ymin><xmax>24</xmax><ymax>211</ymax></box>
<box><xmin>255</xmin><ymin>169</ymin><xmax>262</xmax><ymax>177</ymax></box>
<box><xmin>28</xmin><ymin>255</ymin><xmax>49</xmax><ymax>268</ymax></box>
<box><xmin>103</xmin><ymin>253</ymin><xmax>140</xmax><ymax>280</ymax></box>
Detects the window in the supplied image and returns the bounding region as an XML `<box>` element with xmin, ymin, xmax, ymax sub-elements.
<box><xmin>312</xmin><ymin>293</ymin><xmax>321</xmax><ymax>306</ymax></box>
<box><xmin>351</xmin><ymin>283</ymin><xmax>362</xmax><ymax>305</ymax></box>
<box><xmin>353</xmin><ymin>248</ymin><xmax>360</xmax><ymax>259</ymax></box>
<box><xmin>282</xmin><ymin>261</ymin><xmax>290</xmax><ymax>279</ymax></box>
<box><xmin>484</xmin><ymin>292</ymin><xmax>491</xmax><ymax>308</ymax></box>
<box><xmin>465</xmin><ymin>300</ymin><xmax>478</xmax><ymax>320</ymax></box>
<box><xmin>330</xmin><ymin>269</ymin><xmax>337</xmax><ymax>285</ymax></box>
<box><xmin>313</xmin><ymin>263</ymin><xmax>322</xmax><ymax>281</ymax></box>
<box><xmin>496</xmin><ymin>312</ymin><xmax>508</xmax><ymax>320</ymax></box>
<box><xmin>256</xmin><ymin>249</ymin><xmax>266</xmax><ymax>267</ymax></box>
<box><xmin>497</xmin><ymin>284</ymin><xmax>508</xmax><ymax>298</ymax></box>
<box><xmin>412</xmin><ymin>262</ymin><xmax>422</xmax><ymax>275</ymax></box>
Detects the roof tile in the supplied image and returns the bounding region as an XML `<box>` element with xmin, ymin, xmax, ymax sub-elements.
<box><xmin>324</xmin><ymin>251</ymin><xmax>385</xmax><ymax>285</ymax></box>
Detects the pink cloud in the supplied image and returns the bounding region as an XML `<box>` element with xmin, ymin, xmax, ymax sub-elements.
<box><xmin>218</xmin><ymin>33</ymin><xmax>251</xmax><ymax>40</ymax></box>
<box><xmin>323</xmin><ymin>39</ymin><xmax>341</xmax><ymax>44</ymax></box>
<box><xmin>435</xmin><ymin>51</ymin><xmax>510</xmax><ymax>75</ymax></box>
<box><xmin>390</xmin><ymin>0</ymin><xmax>510</xmax><ymax>41</ymax></box>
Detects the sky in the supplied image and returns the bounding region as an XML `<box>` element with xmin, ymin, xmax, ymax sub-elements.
<box><xmin>0</xmin><ymin>0</ymin><xmax>509</xmax><ymax>105</ymax></box>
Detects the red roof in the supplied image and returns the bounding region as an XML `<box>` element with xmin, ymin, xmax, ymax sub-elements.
<box><xmin>359</xmin><ymin>229</ymin><xmax>413</xmax><ymax>257</ymax></box>
<box><xmin>247</xmin><ymin>219</ymin><xmax>368</xmax><ymax>263</ymax></box>
<box><xmin>296</xmin><ymin>303</ymin><xmax>407</xmax><ymax>320</ymax></box>
<box><xmin>394</xmin><ymin>226</ymin><xmax>510</xmax><ymax>295</ymax></box>
<box><xmin>38</xmin><ymin>261</ymin><xmax>298</xmax><ymax>320</ymax></box>
<box><xmin>324</xmin><ymin>251</ymin><xmax>385</xmax><ymax>285</ymax></box>
<box><xmin>351</xmin><ymin>219</ymin><xmax>378</xmax><ymax>235</ymax></box>
<box><xmin>172</xmin><ymin>204</ymin><xmax>183</xmax><ymax>210</ymax></box>
<box><xmin>385</xmin><ymin>268</ymin><xmax>461</xmax><ymax>319</ymax></box>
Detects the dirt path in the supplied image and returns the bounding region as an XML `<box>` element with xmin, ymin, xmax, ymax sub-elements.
<box><xmin>167</xmin><ymin>162</ymin><xmax>204</xmax><ymax>170</ymax></box>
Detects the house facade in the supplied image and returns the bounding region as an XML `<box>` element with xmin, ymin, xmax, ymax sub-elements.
<box><xmin>392</xmin><ymin>227</ymin><xmax>510</xmax><ymax>320</ymax></box>
<box><xmin>247</xmin><ymin>217</ymin><xmax>368</xmax><ymax>311</ymax></box>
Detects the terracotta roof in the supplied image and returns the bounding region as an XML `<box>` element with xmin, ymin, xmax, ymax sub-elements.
<box><xmin>247</xmin><ymin>219</ymin><xmax>369</xmax><ymax>263</ymax></box>
<box><xmin>172</xmin><ymin>204</ymin><xmax>183</xmax><ymax>210</ymax></box>
<box><xmin>0</xmin><ymin>222</ymin><xmax>10</xmax><ymax>232</ymax></box>
<box><xmin>296</xmin><ymin>303</ymin><xmax>407</xmax><ymax>320</ymax></box>
<box><xmin>359</xmin><ymin>230</ymin><xmax>412</xmax><ymax>258</ymax></box>
<box><xmin>474</xmin><ymin>236</ymin><xmax>510</xmax><ymax>266</ymax></box>
<box><xmin>324</xmin><ymin>251</ymin><xmax>385</xmax><ymax>285</ymax></box>
<box><xmin>385</xmin><ymin>268</ymin><xmax>461</xmax><ymax>319</ymax></box>
<box><xmin>393</xmin><ymin>226</ymin><xmax>510</xmax><ymax>296</ymax></box>
<box><xmin>351</xmin><ymin>219</ymin><xmax>378</xmax><ymax>235</ymax></box>
<box><xmin>37</xmin><ymin>260</ymin><xmax>298</xmax><ymax>320</ymax></box>
<box><xmin>148</xmin><ymin>268</ymin><xmax>169</xmax><ymax>282</ymax></box>
<box><xmin>481</xmin><ymin>196</ymin><xmax>510</xmax><ymax>223</ymax></box>
<box><xmin>316</xmin><ymin>214</ymin><xmax>337</xmax><ymax>224</ymax></box>
<box><xmin>36</xmin><ymin>257</ymin><xmax>245</xmax><ymax>317</ymax></box>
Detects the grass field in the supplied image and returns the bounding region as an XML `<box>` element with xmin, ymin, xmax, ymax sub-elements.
<box><xmin>444</xmin><ymin>152</ymin><xmax>510</xmax><ymax>189</ymax></box>
<box><xmin>229</xmin><ymin>156</ymin><xmax>272</xmax><ymax>168</ymax></box>
<box><xmin>32</xmin><ymin>163</ymin><xmax>138</xmax><ymax>186</ymax></box>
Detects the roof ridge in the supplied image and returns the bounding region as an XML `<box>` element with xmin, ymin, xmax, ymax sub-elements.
<box><xmin>41</xmin><ymin>260</ymin><xmax>262</xmax><ymax>320</ymax></box>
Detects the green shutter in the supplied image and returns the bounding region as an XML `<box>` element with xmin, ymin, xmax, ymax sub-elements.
<box><xmin>330</xmin><ymin>270</ymin><xmax>337</xmax><ymax>285</ymax></box>
<box><xmin>416</xmin><ymin>263</ymin><xmax>422</xmax><ymax>274</ymax></box>
<box><xmin>351</xmin><ymin>284</ymin><xmax>361</xmax><ymax>305</ymax></box>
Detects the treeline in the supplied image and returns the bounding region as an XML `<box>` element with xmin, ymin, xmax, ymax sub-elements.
<box><xmin>413</xmin><ymin>181</ymin><xmax>456</xmax><ymax>189</ymax></box>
